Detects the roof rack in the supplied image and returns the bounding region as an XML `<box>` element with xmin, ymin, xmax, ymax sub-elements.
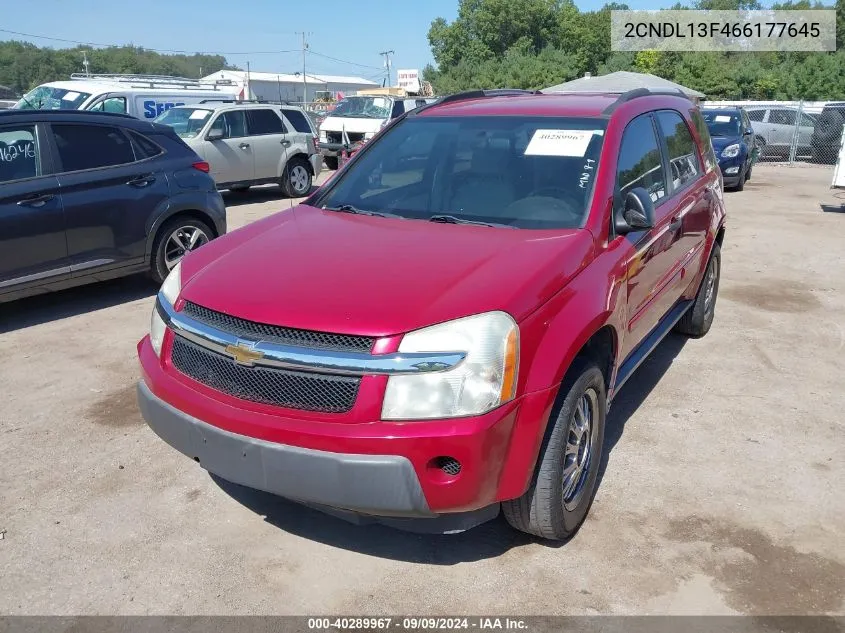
<box><xmin>69</xmin><ymin>73</ymin><xmax>235</xmax><ymax>91</ymax></box>
<box><xmin>198</xmin><ymin>98</ymin><xmax>297</xmax><ymax>106</ymax></box>
<box><xmin>409</xmin><ymin>88</ymin><xmax>541</xmax><ymax>117</ymax></box>
<box><xmin>602</xmin><ymin>87</ymin><xmax>690</xmax><ymax>114</ymax></box>
<box><xmin>0</xmin><ymin>109</ymin><xmax>137</xmax><ymax>119</ymax></box>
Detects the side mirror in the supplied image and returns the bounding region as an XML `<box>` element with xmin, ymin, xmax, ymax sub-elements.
<box><xmin>615</xmin><ymin>187</ymin><xmax>655</xmax><ymax>234</ymax></box>
<box><xmin>206</xmin><ymin>128</ymin><xmax>224</xmax><ymax>141</ymax></box>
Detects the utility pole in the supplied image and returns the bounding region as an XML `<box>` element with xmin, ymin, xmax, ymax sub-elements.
<box><xmin>296</xmin><ymin>31</ymin><xmax>312</xmax><ymax>105</ymax></box>
<box><xmin>379</xmin><ymin>50</ymin><xmax>394</xmax><ymax>87</ymax></box>
<box><xmin>82</xmin><ymin>50</ymin><xmax>91</xmax><ymax>77</ymax></box>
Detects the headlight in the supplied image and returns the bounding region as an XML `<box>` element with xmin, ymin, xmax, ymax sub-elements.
<box><xmin>150</xmin><ymin>261</ymin><xmax>182</xmax><ymax>357</ymax></box>
<box><xmin>721</xmin><ymin>144</ymin><xmax>740</xmax><ymax>158</ymax></box>
<box><xmin>382</xmin><ymin>312</ymin><xmax>519</xmax><ymax>420</ymax></box>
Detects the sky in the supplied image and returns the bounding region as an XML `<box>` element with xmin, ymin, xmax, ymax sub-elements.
<box><xmin>1</xmin><ymin>0</ymin><xmax>677</xmax><ymax>81</ymax></box>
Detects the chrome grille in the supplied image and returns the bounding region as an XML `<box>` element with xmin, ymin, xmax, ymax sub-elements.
<box><xmin>171</xmin><ymin>336</ymin><xmax>360</xmax><ymax>413</ymax></box>
<box><xmin>182</xmin><ymin>302</ymin><xmax>373</xmax><ymax>353</ymax></box>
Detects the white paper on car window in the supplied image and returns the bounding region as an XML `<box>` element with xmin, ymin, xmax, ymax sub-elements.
<box><xmin>524</xmin><ymin>130</ymin><xmax>596</xmax><ymax>157</ymax></box>
<box><xmin>62</xmin><ymin>91</ymin><xmax>80</xmax><ymax>101</ymax></box>
<box><xmin>189</xmin><ymin>109</ymin><xmax>210</xmax><ymax>120</ymax></box>
<box><xmin>714</xmin><ymin>115</ymin><xmax>732</xmax><ymax>122</ymax></box>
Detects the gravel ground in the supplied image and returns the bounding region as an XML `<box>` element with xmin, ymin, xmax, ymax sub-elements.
<box><xmin>1</xmin><ymin>166</ymin><xmax>843</xmax><ymax>615</ymax></box>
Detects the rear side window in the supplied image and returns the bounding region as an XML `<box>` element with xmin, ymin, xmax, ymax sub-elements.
<box><xmin>281</xmin><ymin>108</ymin><xmax>313</xmax><ymax>133</ymax></box>
<box><xmin>690</xmin><ymin>110</ymin><xmax>717</xmax><ymax>173</ymax></box>
<box><xmin>747</xmin><ymin>109</ymin><xmax>765</xmax><ymax>122</ymax></box>
<box><xmin>51</xmin><ymin>124</ymin><xmax>136</xmax><ymax>172</ymax></box>
<box><xmin>246</xmin><ymin>109</ymin><xmax>285</xmax><ymax>135</ymax></box>
<box><xmin>0</xmin><ymin>125</ymin><xmax>39</xmax><ymax>183</ymax></box>
<box><xmin>129</xmin><ymin>132</ymin><xmax>164</xmax><ymax>160</ymax></box>
<box><xmin>769</xmin><ymin>109</ymin><xmax>796</xmax><ymax>126</ymax></box>
<box><xmin>656</xmin><ymin>111</ymin><xmax>700</xmax><ymax>192</ymax></box>
<box><xmin>391</xmin><ymin>101</ymin><xmax>405</xmax><ymax>118</ymax></box>
<box><xmin>617</xmin><ymin>114</ymin><xmax>665</xmax><ymax>204</ymax></box>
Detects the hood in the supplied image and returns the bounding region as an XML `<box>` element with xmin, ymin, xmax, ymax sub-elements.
<box><xmin>180</xmin><ymin>206</ymin><xmax>593</xmax><ymax>337</ymax></box>
<box><xmin>320</xmin><ymin>116</ymin><xmax>386</xmax><ymax>134</ymax></box>
<box><xmin>709</xmin><ymin>135</ymin><xmax>741</xmax><ymax>151</ymax></box>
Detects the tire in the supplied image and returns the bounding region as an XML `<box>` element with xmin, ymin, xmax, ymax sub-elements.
<box><xmin>674</xmin><ymin>242</ymin><xmax>721</xmax><ymax>338</ymax></box>
<box><xmin>150</xmin><ymin>217</ymin><xmax>214</xmax><ymax>284</ymax></box>
<box><xmin>502</xmin><ymin>358</ymin><xmax>607</xmax><ymax>541</ymax></box>
<box><xmin>324</xmin><ymin>156</ymin><xmax>339</xmax><ymax>170</ymax></box>
<box><xmin>733</xmin><ymin>165</ymin><xmax>746</xmax><ymax>191</ymax></box>
<box><xmin>745</xmin><ymin>164</ymin><xmax>752</xmax><ymax>182</ymax></box>
<box><xmin>282</xmin><ymin>158</ymin><xmax>313</xmax><ymax>198</ymax></box>
<box><xmin>229</xmin><ymin>185</ymin><xmax>250</xmax><ymax>193</ymax></box>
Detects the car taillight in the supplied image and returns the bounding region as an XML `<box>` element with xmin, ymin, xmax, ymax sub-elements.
<box><xmin>192</xmin><ymin>161</ymin><xmax>210</xmax><ymax>173</ymax></box>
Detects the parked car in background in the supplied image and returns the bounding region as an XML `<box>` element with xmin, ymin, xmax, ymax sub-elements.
<box><xmin>745</xmin><ymin>106</ymin><xmax>816</xmax><ymax>159</ymax></box>
<box><xmin>13</xmin><ymin>74</ymin><xmax>239</xmax><ymax>120</ymax></box>
<box><xmin>318</xmin><ymin>94</ymin><xmax>438</xmax><ymax>169</ymax></box>
<box><xmin>701</xmin><ymin>107</ymin><xmax>755</xmax><ymax>190</ymax></box>
<box><xmin>0</xmin><ymin>110</ymin><xmax>225</xmax><ymax>303</ymax></box>
<box><xmin>811</xmin><ymin>102</ymin><xmax>845</xmax><ymax>164</ymax></box>
<box><xmin>137</xmin><ymin>88</ymin><xmax>726</xmax><ymax>541</ymax></box>
<box><xmin>154</xmin><ymin>101</ymin><xmax>321</xmax><ymax>197</ymax></box>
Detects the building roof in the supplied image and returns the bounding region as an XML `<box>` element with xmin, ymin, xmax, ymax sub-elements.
<box><xmin>542</xmin><ymin>71</ymin><xmax>705</xmax><ymax>99</ymax></box>
<box><xmin>202</xmin><ymin>70</ymin><xmax>378</xmax><ymax>86</ymax></box>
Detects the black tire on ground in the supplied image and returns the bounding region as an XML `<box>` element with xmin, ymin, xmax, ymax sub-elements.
<box><xmin>150</xmin><ymin>216</ymin><xmax>214</xmax><ymax>284</ymax></box>
<box><xmin>324</xmin><ymin>156</ymin><xmax>339</xmax><ymax>170</ymax></box>
<box><xmin>674</xmin><ymin>242</ymin><xmax>721</xmax><ymax>339</ymax></box>
<box><xmin>502</xmin><ymin>357</ymin><xmax>607</xmax><ymax>541</ymax></box>
<box><xmin>229</xmin><ymin>185</ymin><xmax>250</xmax><ymax>193</ymax></box>
<box><xmin>282</xmin><ymin>157</ymin><xmax>313</xmax><ymax>198</ymax></box>
<box><xmin>731</xmin><ymin>165</ymin><xmax>746</xmax><ymax>191</ymax></box>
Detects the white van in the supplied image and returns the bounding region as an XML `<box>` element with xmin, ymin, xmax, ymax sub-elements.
<box><xmin>13</xmin><ymin>74</ymin><xmax>239</xmax><ymax>121</ymax></box>
<box><xmin>318</xmin><ymin>94</ymin><xmax>437</xmax><ymax>168</ymax></box>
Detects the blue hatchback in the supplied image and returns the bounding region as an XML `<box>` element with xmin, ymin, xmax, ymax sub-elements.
<box><xmin>701</xmin><ymin>108</ymin><xmax>756</xmax><ymax>191</ymax></box>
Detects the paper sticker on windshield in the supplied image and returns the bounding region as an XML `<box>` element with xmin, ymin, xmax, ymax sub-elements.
<box><xmin>189</xmin><ymin>109</ymin><xmax>210</xmax><ymax>120</ymax></box>
<box><xmin>61</xmin><ymin>91</ymin><xmax>80</xmax><ymax>101</ymax></box>
<box><xmin>714</xmin><ymin>115</ymin><xmax>732</xmax><ymax>122</ymax></box>
<box><xmin>524</xmin><ymin>130</ymin><xmax>594</xmax><ymax>157</ymax></box>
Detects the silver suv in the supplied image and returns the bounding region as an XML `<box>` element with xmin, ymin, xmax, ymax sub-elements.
<box><xmin>745</xmin><ymin>106</ymin><xmax>816</xmax><ymax>159</ymax></box>
<box><xmin>154</xmin><ymin>101</ymin><xmax>321</xmax><ymax>197</ymax></box>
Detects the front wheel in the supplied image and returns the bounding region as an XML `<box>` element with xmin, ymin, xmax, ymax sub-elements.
<box><xmin>502</xmin><ymin>358</ymin><xmax>607</xmax><ymax>540</ymax></box>
<box><xmin>151</xmin><ymin>217</ymin><xmax>213</xmax><ymax>284</ymax></box>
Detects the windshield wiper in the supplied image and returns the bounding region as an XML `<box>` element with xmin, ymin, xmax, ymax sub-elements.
<box><xmin>323</xmin><ymin>204</ymin><xmax>401</xmax><ymax>218</ymax></box>
<box><xmin>428</xmin><ymin>214</ymin><xmax>515</xmax><ymax>229</ymax></box>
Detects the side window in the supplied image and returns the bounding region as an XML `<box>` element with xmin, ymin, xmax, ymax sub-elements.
<box><xmin>212</xmin><ymin>111</ymin><xmax>247</xmax><ymax>139</ymax></box>
<box><xmin>617</xmin><ymin>114</ymin><xmax>666</xmax><ymax>204</ymax></box>
<box><xmin>747</xmin><ymin>109</ymin><xmax>765</xmax><ymax>122</ymax></box>
<box><xmin>89</xmin><ymin>97</ymin><xmax>127</xmax><ymax>114</ymax></box>
<box><xmin>799</xmin><ymin>112</ymin><xmax>816</xmax><ymax>127</ymax></box>
<box><xmin>769</xmin><ymin>109</ymin><xmax>797</xmax><ymax>126</ymax></box>
<box><xmin>51</xmin><ymin>124</ymin><xmax>136</xmax><ymax>172</ymax></box>
<box><xmin>690</xmin><ymin>109</ymin><xmax>717</xmax><ymax>173</ymax></box>
<box><xmin>0</xmin><ymin>125</ymin><xmax>39</xmax><ymax>183</ymax></box>
<box><xmin>390</xmin><ymin>100</ymin><xmax>405</xmax><ymax>119</ymax></box>
<box><xmin>129</xmin><ymin>132</ymin><xmax>164</xmax><ymax>160</ymax></box>
<box><xmin>245</xmin><ymin>109</ymin><xmax>285</xmax><ymax>135</ymax></box>
<box><xmin>281</xmin><ymin>108</ymin><xmax>313</xmax><ymax>133</ymax></box>
<box><xmin>656</xmin><ymin>111</ymin><xmax>701</xmax><ymax>192</ymax></box>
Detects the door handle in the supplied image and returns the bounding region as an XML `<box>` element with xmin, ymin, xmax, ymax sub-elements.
<box><xmin>669</xmin><ymin>215</ymin><xmax>683</xmax><ymax>231</ymax></box>
<box><xmin>16</xmin><ymin>193</ymin><xmax>54</xmax><ymax>208</ymax></box>
<box><xmin>239</xmin><ymin>143</ymin><xmax>251</xmax><ymax>150</ymax></box>
<box><xmin>126</xmin><ymin>174</ymin><xmax>156</xmax><ymax>188</ymax></box>
<box><xmin>281</xmin><ymin>140</ymin><xmax>291</xmax><ymax>147</ymax></box>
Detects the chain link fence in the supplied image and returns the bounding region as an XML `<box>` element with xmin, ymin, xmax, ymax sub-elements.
<box><xmin>705</xmin><ymin>99</ymin><xmax>844</xmax><ymax>165</ymax></box>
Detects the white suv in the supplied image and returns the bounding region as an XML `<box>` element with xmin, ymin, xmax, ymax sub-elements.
<box><xmin>155</xmin><ymin>102</ymin><xmax>321</xmax><ymax>197</ymax></box>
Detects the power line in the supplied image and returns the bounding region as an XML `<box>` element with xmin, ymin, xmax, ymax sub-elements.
<box><xmin>0</xmin><ymin>28</ymin><xmax>299</xmax><ymax>56</ymax></box>
<box><xmin>306</xmin><ymin>50</ymin><xmax>382</xmax><ymax>71</ymax></box>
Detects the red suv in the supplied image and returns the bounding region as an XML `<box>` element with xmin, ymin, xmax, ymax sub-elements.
<box><xmin>137</xmin><ymin>88</ymin><xmax>726</xmax><ymax>540</ymax></box>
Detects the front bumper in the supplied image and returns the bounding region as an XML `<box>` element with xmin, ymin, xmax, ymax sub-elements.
<box><xmin>319</xmin><ymin>141</ymin><xmax>342</xmax><ymax>157</ymax></box>
<box><xmin>137</xmin><ymin>335</ymin><xmax>558</xmax><ymax>520</ymax></box>
<box><xmin>718</xmin><ymin>156</ymin><xmax>744</xmax><ymax>186</ymax></box>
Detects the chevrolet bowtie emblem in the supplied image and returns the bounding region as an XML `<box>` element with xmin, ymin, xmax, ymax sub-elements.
<box><xmin>224</xmin><ymin>342</ymin><xmax>264</xmax><ymax>366</ymax></box>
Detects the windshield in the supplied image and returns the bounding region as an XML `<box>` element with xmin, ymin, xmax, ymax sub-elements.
<box><xmin>330</xmin><ymin>96</ymin><xmax>391</xmax><ymax>119</ymax></box>
<box><xmin>15</xmin><ymin>85</ymin><xmax>92</xmax><ymax>110</ymax></box>
<box><xmin>316</xmin><ymin>116</ymin><xmax>607</xmax><ymax>230</ymax></box>
<box><xmin>153</xmin><ymin>107</ymin><xmax>213</xmax><ymax>138</ymax></box>
<box><xmin>701</xmin><ymin>110</ymin><xmax>741</xmax><ymax>137</ymax></box>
